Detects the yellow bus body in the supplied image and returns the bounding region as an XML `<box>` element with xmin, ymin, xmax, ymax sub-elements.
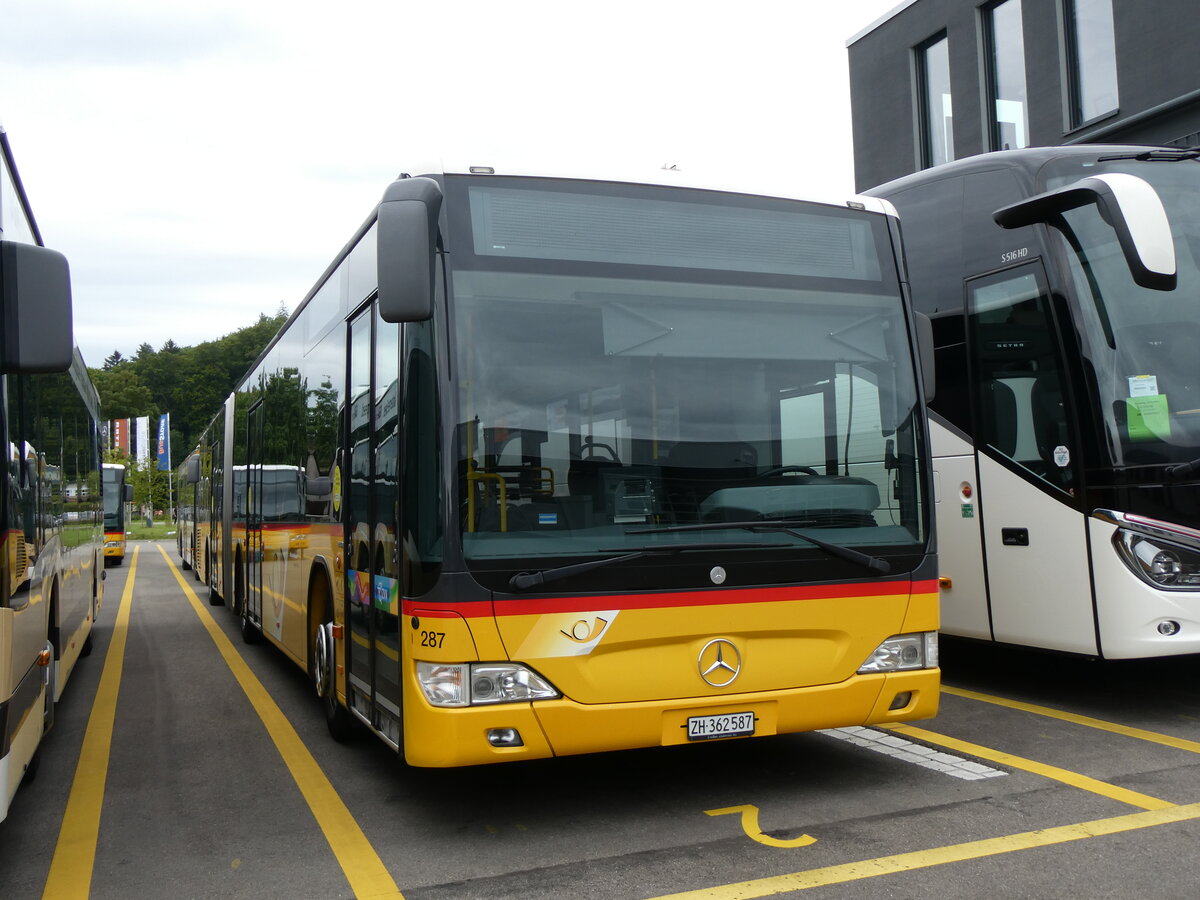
<box><xmin>393</xmin><ymin>580</ymin><xmax>939</xmax><ymax>767</ymax></box>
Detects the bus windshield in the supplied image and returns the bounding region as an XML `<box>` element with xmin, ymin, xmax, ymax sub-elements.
<box><xmin>1044</xmin><ymin>156</ymin><xmax>1200</xmax><ymax>469</ymax></box>
<box><xmin>445</xmin><ymin>176</ymin><xmax>927</xmax><ymax>580</ymax></box>
<box><xmin>102</xmin><ymin>470</ymin><xmax>125</xmax><ymax>529</ymax></box>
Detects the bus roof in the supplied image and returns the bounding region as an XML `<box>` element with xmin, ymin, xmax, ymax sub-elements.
<box><xmin>864</xmin><ymin>145</ymin><xmax>1187</xmax><ymax>196</ymax></box>
<box><xmin>403</xmin><ymin>158</ymin><xmax>899</xmax><ymax>218</ymax></box>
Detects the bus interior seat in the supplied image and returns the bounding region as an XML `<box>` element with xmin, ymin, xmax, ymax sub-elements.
<box><xmin>568</xmin><ymin>457</ymin><xmax>623</xmax><ymax>513</ymax></box>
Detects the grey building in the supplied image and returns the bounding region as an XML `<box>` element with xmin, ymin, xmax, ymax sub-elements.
<box><xmin>848</xmin><ymin>0</ymin><xmax>1200</xmax><ymax>191</ymax></box>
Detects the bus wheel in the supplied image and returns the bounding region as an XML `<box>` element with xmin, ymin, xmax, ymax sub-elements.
<box><xmin>310</xmin><ymin>583</ymin><xmax>356</xmax><ymax>741</ymax></box>
<box><xmin>313</xmin><ymin>621</ymin><xmax>354</xmax><ymax>740</ymax></box>
<box><xmin>240</xmin><ymin>605</ymin><xmax>261</xmax><ymax>645</ymax></box>
<box><xmin>237</xmin><ymin>568</ymin><xmax>260</xmax><ymax>644</ymax></box>
<box><xmin>22</xmin><ymin>747</ymin><xmax>41</xmax><ymax>784</ymax></box>
<box><xmin>42</xmin><ymin>640</ymin><xmax>56</xmax><ymax>733</ymax></box>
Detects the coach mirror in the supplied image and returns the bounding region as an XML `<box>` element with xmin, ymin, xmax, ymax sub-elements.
<box><xmin>913</xmin><ymin>311</ymin><xmax>936</xmax><ymax>403</ymax></box>
<box><xmin>0</xmin><ymin>240</ymin><xmax>74</xmax><ymax>373</ymax></box>
<box><xmin>376</xmin><ymin>176</ymin><xmax>443</xmax><ymax>323</ymax></box>
<box><xmin>185</xmin><ymin>454</ymin><xmax>201</xmax><ymax>484</ymax></box>
<box><xmin>993</xmin><ymin>173</ymin><xmax>1176</xmax><ymax>292</ymax></box>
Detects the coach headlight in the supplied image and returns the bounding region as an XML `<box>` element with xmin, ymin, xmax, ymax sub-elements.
<box><xmin>1115</xmin><ymin>530</ymin><xmax>1200</xmax><ymax>589</ymax></box>
<box><xmin>858</xmin><ymin>632</ymin><xmax>938</xmax><ymax>673</ymax></box>
<box><xmin>417</xmin><ymin>662</ymin><xmax>559</xmax><ymax>707</ymax></box>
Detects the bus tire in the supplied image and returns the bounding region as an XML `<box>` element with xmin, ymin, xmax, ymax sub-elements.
<box><xmin>309</xmin><ymin>578</ymin><xmax>356</xmax><ymax>742</ymax></box>
<box><xmin>236</xmin><ymin>562</ymin><xmax>260</xmax><ymax>644</ymax></box>
<box><xmin>42</xmin><ymin>640</ymin><xmax>56</xmax><ymax>734</ymax></box>
<box><xmin>240</xmin><ymin>606</ymin><xmax>261</xmax><ymax>644</ymax></box>
<box><xmin>207</xmin><ymin>549</ymin><xmax>223</xmax><ymax>604</ymax></box>
<box><xmin>22</xmin><ymin>747</ymin><xmax>41</xmax><ymax>784</ymax></box>
<box><xmin>315</xmin><ymin>620</ymin><xmax>355</xmax><ymax>742</ymax></box>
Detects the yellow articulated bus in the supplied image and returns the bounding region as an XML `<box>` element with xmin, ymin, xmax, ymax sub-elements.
<box><xmin>101</xmin><ymin>462</ymin><xmax>130</xmax><ymax>566</ymax></box>
<box><xmin>1</xmin><ymin>124</ymin><xmax>104</xmax><ymax>822</ymax></box>
<box><xmin>183</xmin><ymin>163</ymin><xmax>940</xmax><ymax>765</ymax></box>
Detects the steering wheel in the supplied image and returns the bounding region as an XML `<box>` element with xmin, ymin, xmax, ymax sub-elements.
<box><xmin>581</xmin><ymin>438</ymin><xmax>619</xmax><ymax>461</ymax></box>
<box><xmin>759</xmin><ymin>465</ymin><xmax>819</xmax><ymax>477</ymax></box>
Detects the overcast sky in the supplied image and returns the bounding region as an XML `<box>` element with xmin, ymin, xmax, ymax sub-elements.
<box><xmin>1</xmin><ymin>0</ymin><xmax>899</xmax><ymax>368</ymax></box>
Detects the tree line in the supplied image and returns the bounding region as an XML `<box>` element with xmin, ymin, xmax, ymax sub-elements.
<box><xmin>90</xmin><ymin>309</ymin><xmax>288</xmax><ymax>476</ymax></box>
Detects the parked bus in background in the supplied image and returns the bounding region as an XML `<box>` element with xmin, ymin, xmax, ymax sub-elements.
<box><xmin>183</xmin><ymin>162</ymin><xmax>939</xmax><ymax>766</ymax></box>
<box><xmin>102</xmin><ymin>462</ymin><xmax>131</xmax><ymax>566</ymax></box>
<box><xmin>176</xmin><ymin>453</ymin><xmax>200</xmax><ymax>575</ymax></box>
<box><xmin>868</xmin><ymin>145</ymin><xmax>1200</xmax><ymax>659</ymax></box>
<box><xmin>0</xmin><ymin>124</ymin><xmax>104</xmax><ymax>821</ymax></box>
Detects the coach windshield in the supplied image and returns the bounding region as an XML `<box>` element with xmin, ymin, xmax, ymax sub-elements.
<box><xmin>1043</xmin><ymin>155</ymin><xmax>1200</xmax><ymax>470</ymax></box>
<box><xmin>444</xmin><ymin>175</ymin><xmax>928</xmax><ymax>591</ymax></box>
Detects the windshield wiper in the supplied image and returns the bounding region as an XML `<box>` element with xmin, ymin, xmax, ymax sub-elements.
<box><xmin>629</xmin><ymin>519</ymin><xmax>892</xmax><ymax>575</ymax></box>
<box><xmin>508</xmin><ymin>542</ymin><xmax>763</xmax><ymax>591</ymax></box>
<box><xmin>1097</xmin><ymin>149</ymin><xmax>1200</xmax><ymax>162</ymax></box>
<box><xmin>1165</xmin><ymin>457</ymin><xmax>1200</xmax><ymax>481</ymax></box>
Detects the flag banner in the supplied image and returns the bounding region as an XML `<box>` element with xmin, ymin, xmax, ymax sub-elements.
<box><xmin>157</xmin><ymin>413</ymin><xmax>171</xmax><ymax>471</ymax></box>
<box><xmin>114</xmin><ymin>418</ymin><xmax>130</xmax><ymax>454</ymax></box>
<box><xmin>136</xmin><ymin>416</ymin><xmax>150</xmax><ymax>465</ymax></box>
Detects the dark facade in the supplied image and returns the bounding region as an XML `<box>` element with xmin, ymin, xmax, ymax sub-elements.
<box><xmin>848</xmin><ymin>0</ymin><xmax>1200</xmax><ymax>191</ymax></box>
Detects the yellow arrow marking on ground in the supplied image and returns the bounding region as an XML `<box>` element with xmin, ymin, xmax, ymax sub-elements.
<box><xmin>706</xmin><ymin>805</ymin><xmax>817</xmax><ymax>848</ymax></box>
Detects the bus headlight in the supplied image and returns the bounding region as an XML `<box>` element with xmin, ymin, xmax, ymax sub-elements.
<box><xmin>858</xmin><ymin>632</ymin><xmax>938</xmax><ymax>673</ymax></box>
<box><xmin>1114</xmin><ymin>530</ymin><xmax>1200</xmax><ymax>589</ymax></box>
<box><xmin>469</xmin><ymin>665</ymin><xmax>559</xmax><ymax>704</ymax></box>
<box><xmin>417</xmin><ymin>662</ymin><xmax>559</xmax><ymax>707</ymax></box>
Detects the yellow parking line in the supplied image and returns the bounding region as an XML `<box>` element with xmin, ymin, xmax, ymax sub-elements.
<box><xmin>650</xmin><ymin>802</ymin><xmax>1200</xmax><ymax>898</ymax></box>
<box><xmin>885</xmin><ymin>722</ymin><xmax>1175</xmax><ymax>810</ymax></box>
<box><xmin>43</xmin><ymin>546</ymin><xmax>140</xmax><ymax>900</ymax></box>
<box><xmin>156</xmin><ymin>545</ymin><xmax>403</xmax><ymax>899</ymax></box>
<box><xmin>943</xmin><ymin>685</ymin><xmax>1200</xmax><ymax>754</ymax></box>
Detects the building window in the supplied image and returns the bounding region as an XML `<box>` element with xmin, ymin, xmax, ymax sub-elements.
<box><xmin>917</xmin><ymin>33</ymin><xmax>954</xmax><ymax>167</ymax></box>
<box><xmin>1065</xmin><ymin>0</ymin><xmax>1118</xmax><ymax>127</ymax></box>
<box><xmin>985</xmin><ymin>0</ymin><xmax>1029</xmax><ymax>150</ymax></box>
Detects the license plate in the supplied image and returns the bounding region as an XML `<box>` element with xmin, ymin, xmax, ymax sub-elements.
<box><xmin>686</xmin><ymin>711</ymin><xmax>755</xmax><ymax>741</ymax></box>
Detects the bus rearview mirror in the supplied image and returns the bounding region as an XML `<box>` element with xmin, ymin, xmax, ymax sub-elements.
<box><xmin>376</xmin><ymin>177</ymin><xmax>443</xmax><ymax>323</ymax></box>
<box><xmin>993</xmin><ymin>173</ymin><xmax>1176</xmax><ymax>291</ymax></box>
<box><xmin>0</xmin><ymin>240</ymin><xmax>74</xmax><ymax>373</ymax></box>
<box><xmin>913</xmin><ymin>311</ymin><xmax>936</xmax><ymax>403</ymax></box>
<box><xmin>185</xmin><ymin>455</ymin><xmax>201</xmax><ymax>484</ymax></box>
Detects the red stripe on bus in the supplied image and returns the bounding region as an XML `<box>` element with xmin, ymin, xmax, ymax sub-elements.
<box><xmin>401</xmin><ymin>578</ymin><xmax>934</xmax><ymax>620</ymax></box>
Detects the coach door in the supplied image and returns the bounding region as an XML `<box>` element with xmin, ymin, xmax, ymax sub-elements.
<box><xmin>246</xmin><ymin>401</ymin><xmax>265</xmax><ymax>628</ymax></box>
<box><xmin>965</xmin><ymin>262</ymin><xmax>1097</xmax><ymax>654</ymax></box>
<box><xmin>345</xmin><ymin>304</ymin><xmax>404</xmax><ymax>747</ymax></box>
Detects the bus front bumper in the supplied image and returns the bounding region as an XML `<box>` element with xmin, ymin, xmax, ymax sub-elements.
<box><xmin>401</xmin><ymin>668</ymin><xmax>940</xmax><ymax>767</ymax></box>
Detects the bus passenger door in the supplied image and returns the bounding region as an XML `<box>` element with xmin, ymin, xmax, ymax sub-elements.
<box><xmin>246</xmin><ymin>401</ymin><xmax>264</xmax><ymax>629</ymax></box>
<box><xmin>344</xmin><ymin>304</ymin><xmax>403</xmax><ymax>747</ymax></box>
<box><xmin>966</xmin><ymin>263</ymin><xmax>1097</xmax><ymax>654</ymax></box>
